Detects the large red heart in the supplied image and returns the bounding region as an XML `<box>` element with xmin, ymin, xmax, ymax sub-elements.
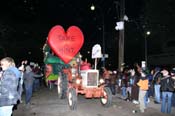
<box><xmin>48</xmin><ymin>25</ymin><xmax>84</xmax><ymax>64</ymax></box>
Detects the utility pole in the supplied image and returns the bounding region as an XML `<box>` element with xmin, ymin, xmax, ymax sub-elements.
<box><xmin>118</xmin><ymin>0</ymin><xmax>125</xmax><ymax>71</ymax></box>
<box><xmin>145</xmin><ymin>31</ymin><xmax>151</xmax><ymax>68</ymax></box>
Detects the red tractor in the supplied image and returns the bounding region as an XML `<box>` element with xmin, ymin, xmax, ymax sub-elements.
<box><xmin>57</xmin><ymin>59</ymin><xmax>112</xmax><ymax>110</ymax></box>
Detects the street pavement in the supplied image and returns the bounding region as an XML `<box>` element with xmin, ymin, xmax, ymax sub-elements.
<box><xmin>13</xmin><ymin>86</ymin><xmax>175</xmax><ymax>116</ymax></box>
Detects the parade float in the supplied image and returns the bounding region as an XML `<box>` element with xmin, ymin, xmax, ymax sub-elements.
<box><xmin>43</xmin><ymin>25</ymin><xmax>112</xmax><ymax>110</ymax></box>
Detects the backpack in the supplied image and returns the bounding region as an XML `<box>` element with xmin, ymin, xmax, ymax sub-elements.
<box><xmin>153</xmin><ymin>71</ymin><xmax>162</xmax><ymax>84</ymax></box>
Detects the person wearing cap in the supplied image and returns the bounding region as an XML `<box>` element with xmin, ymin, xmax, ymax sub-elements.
<box><xmin>160</xmin><ymin>69</ymin><xmax>174</xmax><ymax>114</ymax></box>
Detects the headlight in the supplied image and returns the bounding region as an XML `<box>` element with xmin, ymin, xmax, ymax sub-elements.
<box><xmin>99</xmin><ymin>78</ymin><xmax>105</xmax><ymax>84</ymax></box>
<box><xmin>76</xmin><ymin>79</ymin><xmax>81</xmax><ymax>84</ymax></box>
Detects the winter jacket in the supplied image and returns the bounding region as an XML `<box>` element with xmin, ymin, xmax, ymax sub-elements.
<box><xmin>0</xmin><ymin>69</ymin><xmax>19</xmax><ymax>106</ymax></box>
<box><xmin>160</xmin><ymin>76</ymin><xmax>174</xmax><ymax>92</ymax></box>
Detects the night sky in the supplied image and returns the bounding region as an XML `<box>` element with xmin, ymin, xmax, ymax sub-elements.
<box><xmin>0</xmin><ymin>0</ymin><xmax>174</xmax><ymax>68</ymax></box>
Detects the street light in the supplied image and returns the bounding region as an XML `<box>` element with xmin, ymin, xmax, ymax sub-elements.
<box><xmin>90</xmin><ymin>4</ymin><xmax>95</xmax><ymax>11</ymax></box>
<box><xmin>145</xmin><ymin>31</ymin><xmax>151</xmax><ymax>67</ymax></box>
<box><xmin>90</xmin><ymin>4</ymin><xmax>105</xmax><ymax>67</ymax></box>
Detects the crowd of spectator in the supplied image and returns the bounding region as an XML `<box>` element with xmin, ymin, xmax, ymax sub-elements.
<box><xmin>101</xmin><ymin>63</ymin><xmax>175</xmax><ymax>114</ymax></box>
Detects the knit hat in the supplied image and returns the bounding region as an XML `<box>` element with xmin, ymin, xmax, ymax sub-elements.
<box><xmin>161</xmin><ymin>69</ymin><xmax>169</xmax><ymax>77</ymax></box>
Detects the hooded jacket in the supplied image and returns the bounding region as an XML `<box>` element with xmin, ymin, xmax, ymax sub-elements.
<box><xmin>0</xmin><ymin>68</ymin><xmax>19</xmax><ymax>106</ymax></box>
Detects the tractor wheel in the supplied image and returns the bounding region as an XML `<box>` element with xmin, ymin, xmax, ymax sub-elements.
<box><xmin>68</xmin><ymin>88</ymin><xmax>77</xmax><ymax>110</ymax></box>
<box><xmin>100</xmin><ymin>87</ymin><xmax>112</xmax><ymax>107</ymax></box>
<box><xmin>57</xmin><ymin>72</ymin><xmax>68</xmax><ymax>99</ymax></box>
